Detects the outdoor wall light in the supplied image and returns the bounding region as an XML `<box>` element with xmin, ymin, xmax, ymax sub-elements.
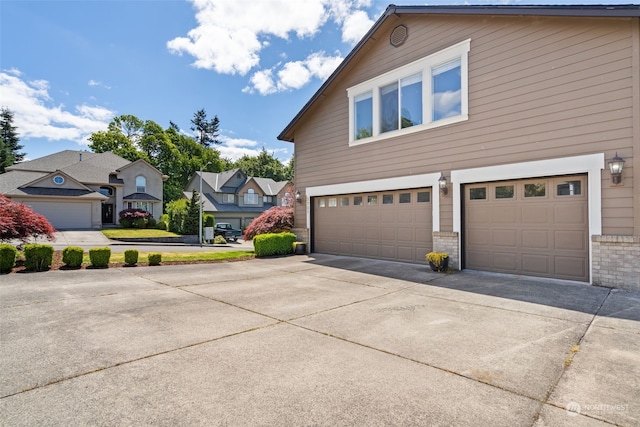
<box><xmin>438</xmin><ymin>173</ymin><xmax>449</xmax><ymax>195</ymax></box>
<box><xmin>608</xmin><ymin>152</ymin><xmax>625</xmax><ymax>185</ymax></box>
<box><xmin>295</xmin><ymin>191</ymin><xmax>302</xmax><ymax>204</ymax></box>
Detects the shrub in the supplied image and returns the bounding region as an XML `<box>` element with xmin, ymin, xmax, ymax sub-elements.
<box><xmin>24</xmin><ymin>243</ymin><xmax>54</xmax><ymax>272</ymax></box>
<box><xmin>89</xmin><ymin>247</ymin><xmax>111</xmax><ymax>268</ymax></box>
<box><xmin>0</xmin><ymin>194</ymin><xmax>56</xmax><ymax>243</ymax></box>
<box><xmin>147</xmin><ymin>217</ymin><xmax>157</xmax><ymax>228</ymax></box>
<box><xmin>124</xmin><ymin>249</ymin><xmax>139</xmax><ymax>266</ymax></box>
<box><xmin>62</xmin><ymin>246</ymin><xmax>84</xmax><ymax>268</ymax></box>
<box><xmin>203</xmin><ymin>213</ymin><xmax>215</xmax><ymax>227</ymax></box>
<box><xmin>0</xmin><ymin>244</ymin><xmax>18</xmax><ymax>273</ymax></box>
<box><xmin>132</xmin><ymin>218</ymin><xmax>147</xmax><ymax>229</ymax></box>
<box><xmin>119</xmin><ymin>208</ymin><xmax>151</xmax><ymax>221</ymax></box>
<box><xmin>182</xmin><ymin>190</ymin><xmax>200</xmax><ymax>235</ymax></box>
<box><xmin>148</xmin><ymin>253</ymin><xmax>162</xmax><ymax>266</ymax></box>
<box><xmin>253</xmin><ymin>232</ymin><xmax>297</xmax><ymax>257</ymax></box>
<box><xmin>214</xmin><ymin>235</ymin><xmax>227</xmax><ymax>244</ymax></box>
<box><xmin>119</xmin><ymin>218</ymin><xmax>133</xmax><ymax>228</ymax></box>
<box><xmin>244</xmin><ymin>206</ymin><xmax>294</xmax><ymax>240</ymax></box>
<box><xmin>156</xmin><ymin>220</ymin><xmax>167</xmax><ymax>230</ymax></box>
<box><xmin>166</xmin><ymin>199</ymin><xmax>188</xmax><ymax>234</ymax></box>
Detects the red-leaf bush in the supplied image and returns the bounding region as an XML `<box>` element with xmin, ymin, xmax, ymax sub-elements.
<box><xmin>118</xmin><ymin>208</ymin><xmax>151</xmax><ymax>228</ymax></box>
<box><xmin>243</xmin><ymin>206</ymin><xmax>293</xmax><ymax>240</ymax></box>
<box><xmin>0</xmin><ymin>194</ymin><xmax>56</xmax><ymax>242</ymax></box>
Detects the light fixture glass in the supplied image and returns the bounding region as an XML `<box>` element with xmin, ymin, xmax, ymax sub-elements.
<box><xmin>608</xmin><ymin>152</ymin><xmax>625</xmax><ymax>184</ymax></box>
<box><xmin>438</xmin><ymin>173</ymin><xmax>448</xmax><ymax>195</ymax></box>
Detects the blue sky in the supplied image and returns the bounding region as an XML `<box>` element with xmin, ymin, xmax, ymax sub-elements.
<box><xmin>0</xmin><ymin>0</ymin><xmax>632</xmax><ymax>164</ymax></box>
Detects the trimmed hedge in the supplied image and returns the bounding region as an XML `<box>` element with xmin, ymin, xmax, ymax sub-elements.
<box><xmin>89</xmin><ymin>247</ymin><xmax>111</xmax><ymax>268</ymax></box>
<box><xmin>24</xmin><ymin>243</ymin><xmax>54</xmax><ymax>272</ymax></box>
<box><xmin>148</xmin><ymin>253</ymin><xmax>162</xmax><ymax>266</ymax></box>
<box><xmin>253</xmin><ymin>232</ymin><xmax>297</xmax><ymax>257</ymax></box>
<box><xmin>62</xmin><ymin>246</ymin><xmax>84</xmax><ymax>269</ymax></box>
<box><xmin>124</xmin><ymin>249</ymin><xmax>139</xmax><ymax>266</ymax></box>
<box><xmin>0</xmin><ymin>244</ymin><xmax>18</xmax><ymax>273</ymax></box>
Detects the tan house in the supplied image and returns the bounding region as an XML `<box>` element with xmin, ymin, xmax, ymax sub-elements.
<box><xmin>0</xmin><ymin>150</ymin><xmax>166</xmax><ymax>229</ymax></box>
<box><xmin>278</xmin><ymin>5</ymin><xmax>640</xmax><ymax>290</ymax></box>
<box><xmin>184</xmin><ymin>168</ymin><xmax>290</xmax><ymax>229</ymax></box>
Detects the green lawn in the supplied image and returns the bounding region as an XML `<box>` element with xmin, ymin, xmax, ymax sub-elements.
<box><xmin>101</xmin><ymin>228</ymin><xmax>180</xmax><ymax>238</ymax></box>
<box><xmin>83</xmin><ymin>250</ymin><xmax>254</xmax><ymax>264</ymax></box>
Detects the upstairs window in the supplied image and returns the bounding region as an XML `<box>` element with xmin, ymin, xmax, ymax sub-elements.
<box><xmin>244</xmin><ymin>189</ymin><xmax>258</xmax><ymax>205</ymax></box>
<box><xmin>348</xmin><ymin>39</ymin><xmax>470</xmax><ymax>145</ymax></box>
<box><xmin>136</xmin><ymin>176</ymin><xmax>146</xmax><ymax>193</ymax></box>
<box><xmin>223</xmin><ymin>194</ymin><xmax>235</xmax><ymax>203</ymax></box>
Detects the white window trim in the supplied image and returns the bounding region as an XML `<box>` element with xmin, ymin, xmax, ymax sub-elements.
<box><xmin>451</xmin><ymin>153</ymin><xmax>604</xmax><ymax>284</ymax></box>
<box><xmin>348</xmin><ymin>38</ymin><xmax>470</xmax><ymax>146</ymax></box>
<box><xmin>305</xmin><ymin>173</ymin><xmax>442</xmax><ymax>249</ymax></box>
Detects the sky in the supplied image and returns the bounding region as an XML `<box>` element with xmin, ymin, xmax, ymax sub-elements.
<box><xmin>0</xmin><ymin>0</ymin><xmax>634</xmax><ymax>164</ymax></box>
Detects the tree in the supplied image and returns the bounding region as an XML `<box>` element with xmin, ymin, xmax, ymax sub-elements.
<box><xmin>243</xmin><ymin>206</ymin><xmax>294</xmax><ymax>240</ymax></box>
<box><xmin>0</xmin><ymin>107</ymin><xmax>25</xmax><ymax>173</ymax></box>
<box><xmin>190</xmin><ymin>109</ymin><xmax>220</xmax><ymax>147</ymax></box>
<box><xmin>0</xmin><ymin>194</ymin><xmax>56</xmax><ymax>242</ymax></box>
<box><xmin>183</xmin><ymin>190</ymin><xmax>201</xmax><ymax>235</ymax></box>
<box><xmin>233</xmin><ymin>147</ymin><xmax>288</xmax><ymax>181</ymax></box>
<box><xmin>284</xmin><ymin>157</ymin><xmax>294</xmax><ymax>182</ymax></box>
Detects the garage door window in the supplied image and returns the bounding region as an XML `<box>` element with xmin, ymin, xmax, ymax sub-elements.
<box><xmin>399</xmin><ymin>193</ymin><xmax>411</xmax><ymax>203</ymax></box>
<box><xmin>354</xmin><ymin>196</ymin><xmax>363</xmax><ymax>206</ymax></box>
<box><xmin>417</xmin><ymin>191</ymin><xmax>430</xmax><ymax>202</ymax></box>
<box><xmin>318</xmin><ymin>199</ymin><xmax>326</xmax><ymax>207</ymax></box>
<box><xmin>383</xmin><ymin>194</ymin><xmax>393</xmax><ymax>204</ymax></box>
<box><xmin>469</xmin><ymin>187</ymin><xmax>486</xmax><ymax>200</ymax></box>
<box><xmin>341</xmin><ymin>197</ymin><xmax>349</xmax><ymax>206</ymax></box>
<box><xmin>557</xmin><ymin>181</ymin><xmax>581</xmax><ymax>196</ymax></box>
<box><xmin>367</xmin><ymin>195</ymin><xmax>378</xmax><ymax>205</ymax></box>
<box><xmin>328</xmin><ymin>197</ymin><xmax>337</xmax><ymax>207</ymax></box>
<box><xmin>495</xmin><ymin>185</ymin><xmax>514</xmax><ymax>199</ymax></box>
<box><xmin>524</xmin><ymin>183</ymin><xmax>546</xmax><ymax>198</ymax></box>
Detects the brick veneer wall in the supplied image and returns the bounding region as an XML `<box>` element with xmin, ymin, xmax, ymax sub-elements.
<box><xmin>433</xmin><ymin>231</ymin><xmax>459</xmax><ymax>270</ymax></box>
<box><xmin>592</xmin><ymin>235</ymin><xmax>640</xmax><ymax>291</ymax></box>
<box><xmin>291</xmin><ymin>228</ymin><xmax>309</xmax><ymax>245</ymax></box>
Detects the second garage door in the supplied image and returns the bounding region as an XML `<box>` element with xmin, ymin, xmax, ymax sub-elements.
<box><xmin>464</xmin><ymin>175</ymin><xmax>588</xmax><ymax>282</ymax></box>
<box><xmin>314</xmin><ymin>188</ymin><xmax>433</xmax><ymax>263</ymax></box>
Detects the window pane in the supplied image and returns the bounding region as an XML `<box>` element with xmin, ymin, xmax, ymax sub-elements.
<box><xmin>354</xmin><ymin>196</ymin><xmax>363</xmax><ymax>206</ymax></box>
<box><xmin>136</xmin><ymin>176</ymin><xmax>146</xmax><ymax>193</ymax></box>
<box><xmin>401</xmin><ymin>74</ymin><xmax>422</xmax><ymax>128</ymax></box>
<box><xmin>557</xmin><ymin>181</ymin><xmax>581</xmax><ymax>196</ymax></box>
<box><xmin>417</xmin><ymin>191</ymin><xmax>430</xmax><ymax>202</ymax></box>
<box><xmin>367</xmin><ymin>195</ymin><xmax>377</xmax><ymax>205</ymax></box>
<box><xmin>495</xmin><ymin>185</ymin><xmax>514</xmax><ymax>199</ymax></box>
<box><xmin>341</xmin><ymin>197</ymin><xmax>349</xmax><ymax>206</ymax></box>
<box><xmin>355</xmin><ymin>92</ymin><xmax>373</xmax><ymax>139</ymax></box>
<box><xmin>524</xmin><ymin>183</ymin><xmax>546</xmax><ymax>197</ymax></box>
<box><xmin>399</xmin><ymin>193</ymin><xmax>411</xmax><ymax>203</ymax></box>
<box><xmin>318</xmin><ymin>199</ymin><xmax>326</xmax><ymax>207</ymax></box>
<box><xmin>469</xmin><ymin>188</ymin><xmax>486</xmax><ymax>200</ymax></box>
<box><xmin>328</xmin><ymin>197</ymin><xmax>337</xmax><ymax>207</ymax></box>
<box><xmin>432</xmin><ymin>58</ymin><xmax>461</xmax><ymax>121</ymax></box>
<box><xmin>382</xmin><ymin>194</ymin><xmax>394</xmax><ymax>204</ymax></box>
<box><xmin>380</xmin><ymin>82</ymin><xmax>399</xmax><ymax>133</ymax></box>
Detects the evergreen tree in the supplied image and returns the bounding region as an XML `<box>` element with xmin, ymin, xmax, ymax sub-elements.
<box><xmin>0</xmin><ymin>107</ymin><xmax>25</xmax><ymax>173</ymax></box>
<box><xmin>183</xmin><ymin>190</ymin><xmax>201</xmax><ymax>235</ymax></box>
<box><xmin>190</xmin><ymin>109</ymin><xmax>220</xmax><ymax>147</ymax></box>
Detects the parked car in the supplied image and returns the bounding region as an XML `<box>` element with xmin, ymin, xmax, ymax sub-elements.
<box><xmin>214</xmin><ymin>223</ymin><xmax>243</xmax><ymax>242</ymax></box>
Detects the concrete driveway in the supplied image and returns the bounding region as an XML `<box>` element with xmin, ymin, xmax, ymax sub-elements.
<box><xmin>1</xmin><ymin>255</ymin><xmax>638</xmax><ymax>426</ymax></box>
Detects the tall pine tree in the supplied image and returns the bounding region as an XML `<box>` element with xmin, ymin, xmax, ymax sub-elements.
<box><xmin>0</xmin><ymin>107</ymin><xmax>25</xmax><ymax>173</ymax></box>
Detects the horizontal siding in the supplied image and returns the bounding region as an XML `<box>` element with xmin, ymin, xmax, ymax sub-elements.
<box><xmin>294</xmin><ymin>15</ymin><xmax>636</xmax><ymax>234</ymax></box>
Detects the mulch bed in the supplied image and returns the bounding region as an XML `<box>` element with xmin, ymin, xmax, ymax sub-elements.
<box><xmin>5</xmin><ymin>250</ymin><xmax>255</xmax><ymax>274</ymax></box>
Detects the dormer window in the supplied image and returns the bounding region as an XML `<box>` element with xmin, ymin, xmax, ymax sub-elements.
<box><xmin>136</xmin><ymin>176</ymin><xmax>146</xmax><ymax>193</ymax></box>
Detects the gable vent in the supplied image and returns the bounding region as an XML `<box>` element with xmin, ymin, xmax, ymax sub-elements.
<box><xmin>390</xmin><ymin>25</ymin><xmax>408</xmax><ymax>47</ymax></box>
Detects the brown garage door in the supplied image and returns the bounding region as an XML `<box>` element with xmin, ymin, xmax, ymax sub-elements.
<box><xmin>464</xmin><ymin>175</ymin><xmax>588</xmax><ymax>282</ymax></box>
<box><xmin>314</xmin><ymin>189</ymin><xmax>432</xmax><ymax>263</ymax></box>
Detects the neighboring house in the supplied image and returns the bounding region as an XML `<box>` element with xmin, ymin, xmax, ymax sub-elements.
<box><xmin>0</xmin><ymin>150</ymin><xmax>166</xmax><ymax>229</ymax></box>
<box><xmin>183</xmin><ymin>168</ymin><xmax>290</xmax><ymax>229</ymax></box>
<box><xmin>278</xmin><ymin>5</ymin><xmax>640</xmax><ymax>289</ymax></box>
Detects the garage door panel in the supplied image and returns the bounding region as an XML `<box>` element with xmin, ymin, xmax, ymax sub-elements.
<box><xmin>554</xmin><ymin>230</ymin><xmax>587</xmax><ymax>251</ymax></box>
<box><xmin>465</xmin><ymin>175</ymin><xmax>588</xmax><ymax>282</ymax></box>
<box><xmin>521</xmin><ymin>230</ymin><xmax>549</xmax><ymax>249</ymax></box>
<box><xmin>314</xmin><ymin>189</ymin><xmax>432</xmax><ymax>263</ymax></box>
<box><xmin>27</xmin><ymin>201</ymin><xmax>92</xmax><ymax>229</ymax></box>
<box><xmin>492</xmin><ymin>229</ymin><xmax>518</xmax><ymax>247</ymax></box>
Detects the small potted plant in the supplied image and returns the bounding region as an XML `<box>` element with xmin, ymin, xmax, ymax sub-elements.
<box><xmin>426</xmin><ymin>252</ymin><xmax>449</xmax><ymax>272</ymax></box>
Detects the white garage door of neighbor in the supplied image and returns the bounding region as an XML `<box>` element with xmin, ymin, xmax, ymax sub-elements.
<box><xmin>465</xmin><ymin>175</ymin><xmax>588</xmax><ymax>282</ymax></box>
<box><xmin>27</xmin><ymin>201</ymin><xmax>93</xmax><ymax>229</ymax></box>
<box><xmin>314</xmin><ymin>188</ymin><xmax>433</xmax><ymax>263</ymax></box>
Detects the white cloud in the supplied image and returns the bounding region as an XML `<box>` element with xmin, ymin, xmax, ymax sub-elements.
<box><xmin>88</xmin><ymin>79</ymin><xmax>111</xmax><ymax>89</ymax></box>
<box><xmin>217</xmin><ymin>135</ymin><xmax>288</xmax><ymax>161</ymax></box>
<box><xmin>0</xmin><ymin>70</ymin><xmax>115</xmax><ymax>145</ymax></box>
<box><xmin>169</xmin><ymin>0</ymin><xmax>373</xmax><ymax>93</ymax></box>
<box><xmin>244</xmin><ymin>51</ymin><xmax>344</xmax><ymax>95</ymax></box>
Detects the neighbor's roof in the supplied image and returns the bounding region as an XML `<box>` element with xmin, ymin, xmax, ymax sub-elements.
<box><xmin>198</xmin><ymin>169</ymin><xmax>244</xmax><ymax>192</ymax></box>
<box><xmin>252</xmin><ymin>177</ymin><xmax>289</xmax><ymax>196</ymax></box>
<box><xmin>277</xmin><ymin>4</ymin><xmax>640</xmax><ymax>142</ymax></box>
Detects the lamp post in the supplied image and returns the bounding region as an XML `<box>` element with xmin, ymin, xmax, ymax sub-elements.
<box><xmin>199</xmin><ymin>162</ymin><xmax>211</xmax><ymax>246</ymax></box>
